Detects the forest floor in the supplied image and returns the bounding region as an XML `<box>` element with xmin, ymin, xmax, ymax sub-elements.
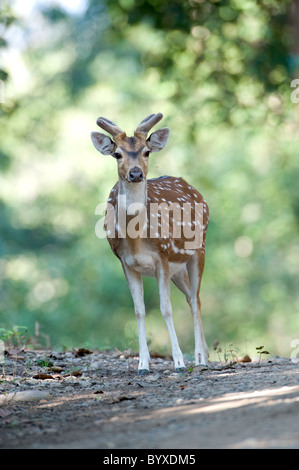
<box><xmin>0</xmin><ymin>348</ymin><xmax>299</xmax><ymax>450</ymax></box>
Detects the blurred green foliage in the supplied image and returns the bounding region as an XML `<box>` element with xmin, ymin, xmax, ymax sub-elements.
<box><xmin>0</xmin><ymin>0</ymin><xmax>299</xmax><ymax>358</ymax></box>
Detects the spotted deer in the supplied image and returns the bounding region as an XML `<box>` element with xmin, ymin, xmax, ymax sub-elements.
<box><xmin>91</xmin><ymin>113</ymin><xmax>209</xmax><ymax>374</ymax></box>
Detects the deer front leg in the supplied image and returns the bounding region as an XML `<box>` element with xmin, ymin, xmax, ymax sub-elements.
<box><xmin>156</xmin><ymin>262</ymin><xmax>185</xmax><ymax>372</ymax></box>
<box><xmin>122</xmin><ymin>263</ymin><xmax>150</xmax><ymax>375</ymax></box>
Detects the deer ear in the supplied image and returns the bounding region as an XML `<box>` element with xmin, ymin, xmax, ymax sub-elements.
<box><xmin>147</xmin><ymin>127</ymin><xmax>170</xmax><ymax>152</ymax></box>
<box><xmin>91</xmin><ymin>132</ymin><xmax>115</xmax><ymax>155</ymax></box>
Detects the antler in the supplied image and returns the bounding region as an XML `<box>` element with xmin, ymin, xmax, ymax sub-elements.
<box><xmin>135</xmin><ymin>113</ymin><xmax>163</xmax><ymax>134</ymax></box>
<box><xmin>96</xmin><ymin>117</ymin><xmax>124</xmax><ymax>137</ymax></box>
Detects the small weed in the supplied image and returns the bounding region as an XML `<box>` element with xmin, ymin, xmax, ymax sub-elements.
<box><xmin>255</xmin><ymin>346</ymin><xmax>270</xmax><ymax>366</ymax></box>
<box><xmin>36</xmin><ymin>359</ymin><xmax>54</xmax><ymax>368</ymax></box>
<box><xmin>0</xmin><ymin>326</ymin><xmax>29</xmax><ymax>351</ymax></box>
<box><xmin>213</xmin><ymin>340</ymin><xmax>224</xmax><ymax>365</ymax></box>
<box><xmin>213</xmin><ymin>340</ymin><xmax>238</xmax><ymax>366</ymax></box>
<box><xmin>225</xmin><ymin>344</ymin><xmax>238</xmax><ymax>365</ymax></box>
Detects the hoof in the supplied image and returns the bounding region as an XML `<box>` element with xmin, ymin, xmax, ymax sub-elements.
<box><xmin>175</xmin><ymin>367</ymin><xmax>186</xmax><ymax>374</ymax></box>
<box><xmin>138</xmin><ymin>369</ymin><xmax>149</xmax><ymax>376</ymax></box>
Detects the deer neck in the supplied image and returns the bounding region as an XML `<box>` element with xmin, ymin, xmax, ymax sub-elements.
<box><xmin>118</xmin><ymin>178</ymin><xmax>147</xmax><ymax>210</ymax></box>
<box><xmin>117</xmin><ymin>178</ymin><xmax>148</xmax><ymax>253</ymax></box>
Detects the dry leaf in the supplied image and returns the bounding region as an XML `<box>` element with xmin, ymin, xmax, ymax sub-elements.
<box><xmin>74</xmin><ymin>348</ymin><xmax>93</xmax><ymax>357</ymax></box>
<box><xmin>239</xmin><ymin>354</ymin><xmax>252</xmax><ymax>363</ymax></box>
<box><xmin>33</xmin><ymin>373</ymin><xmax>54</xmax><ymax>380</ymax></box>
<box><xmin>7</xmin><ymin>355</ymin><xmax>25</xmax><ymax>361</ymax></box>
<box><xmin>52</xmin><ymin>374</ymin><xmax>64</xmax><ymax>380</ymax></box>
<box><xmin>63</xmin><ymin>370</ymin><xmax>82</xmax><ymax>377</ymax></box>
<box><xmin>49</xmin><ymin>366</ymin><xmax>63</xmax><ymax>373</ymax></box>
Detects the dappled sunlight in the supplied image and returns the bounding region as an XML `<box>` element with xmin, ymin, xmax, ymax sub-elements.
<box><xmin>1</xmin><ymin>347</ymin><xmax>298</xmax><ymax>448</ymax></box>
<box><xmin>32</xmin><ymin>381</ymin><xmax>299</xmax><ymax>424</ymax></box>
<box><xmin>177</xmin><ymin>385</ymin><xmax>299</xmax><ymax>415</ymax></box>
<box><xmin>36</xmin><ymin>391</ymin><xmax>106</xmax><ymax>409</ymax></box>
<box><xmin>135</xmin><ymin>386</ymin><xmax>299</xmax><ymax>419</ymax></box>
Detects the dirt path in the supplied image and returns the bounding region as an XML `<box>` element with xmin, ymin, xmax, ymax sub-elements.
<box><xmin>0</xmin><ymin>349</ymin><xmax>298</xmax><ymax>449</ymax></box>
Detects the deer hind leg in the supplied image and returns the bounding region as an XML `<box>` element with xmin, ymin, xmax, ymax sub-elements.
<box><xmin>171</xmin><ymin>267</ymin><xmax>191</xmax><ymax>306</ymax></box>
<box><xmin>187</xmin><ymin>250</ymin><xmax>209</xmax><ymax>366</ymax></box>
<box><xmin>122</xmin><ymin>263</ymin><xmax>150</xmax><ymax>375</ymax></box>
<box><xmin>156</xmin><ymin>262</ymin><xmax>185</xmax><ymax>372</ymax></box>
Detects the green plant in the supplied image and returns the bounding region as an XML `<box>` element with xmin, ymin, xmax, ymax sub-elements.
<box><xmin>36</xmin><ymin>358</ymin><xmax>54</xmax><ymax>368</ymax></box>
<box><xmin>224</xmin><ymin>343</ymin><xmax>238</xmax><ymax>365</ymax></box>
<box><xmin>255</xmin><ymin>346</ymin><xmax>270</xmax><ymax>366</ymax></box>
<box><xmin>0</xmin><ymin>326</ymin><xmax>29</xmax><ymax>350</ymax></box>
<box><xmin>213</xmin><ymin>341</ymin><xmax>239</xmax><ymax>367</ymax></box>
<box><xmin>213</xmin><ymin>340</ymin><xmax>224</xmax><ymax>365</ymax></box>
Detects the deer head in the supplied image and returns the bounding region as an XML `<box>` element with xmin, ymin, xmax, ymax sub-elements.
<box><xmin>91</xmin><ymin>113</ymin><xmax>170</xmax><ymax>183</ymax></box>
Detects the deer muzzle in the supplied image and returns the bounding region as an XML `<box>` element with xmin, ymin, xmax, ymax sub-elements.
<box><xmin>128</xmin><ymin>166</ymin><xmax>144</xmax><ymax>183</ymax></box>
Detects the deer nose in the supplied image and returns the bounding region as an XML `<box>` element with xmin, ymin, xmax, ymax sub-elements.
<box><xmin>129</xmin><ymin>166</ymin><xmax>143</xmax><ymax>182</ymax></box>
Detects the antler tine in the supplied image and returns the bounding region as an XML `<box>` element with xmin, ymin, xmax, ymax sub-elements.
<box><xmin>135</xmin><ymin>113</ymin><xmax>163</xmax><ymax>134</ymax></box>
<box><xmin>96</xmin><ymin>117</ymin><xmax>124</xmax><ymax>137</ymax></box>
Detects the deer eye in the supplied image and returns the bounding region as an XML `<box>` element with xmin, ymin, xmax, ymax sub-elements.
<box><xmin>114</xmin><ymin>152</ymin><xmax>122</xmax><ymax>160</ymax></box>
<box><xmin>144</xmin><ymin>150</ymin><xmax>150</xmax><ymax>157</ymax></box>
